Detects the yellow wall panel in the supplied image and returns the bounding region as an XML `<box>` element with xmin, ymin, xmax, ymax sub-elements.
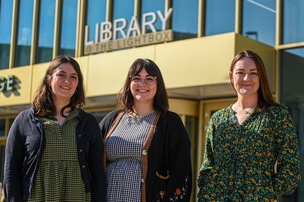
<box><xmin>169</xmin><ymin>99</ymin><xmax>198</xmax><ymax>116</ymax></box>
<box><xmin>155</xmin><ymin>33</ymin><xmax>236</xmax><ymax>88</ymax></box>
<box><xmin>31</xmin><ymin>63</ymin><xmax>48</xmax><ymax>99</ymax></box>
<box><xmin>235</xmin><ymin>34</ymin><xmax>276</xmax><ymax>93</ymax></box>
<box><xmin>74</xmin><ymin>57</ymin><xmax>89</xmax><ymax>93</ymax></box>
<box><xmin>0</xmin><ymin>66</ymin><xmax>32</xmax><ymax>106</ymax></box>
<box><xmin>85</xmin><ymin>46</ymin><xmax>157</xmax><ymax>97</ymax></box>
<box><xmin>0</xmin><ymin>33</ymin><xmax>276</xmax><ymax>108</ymax></box>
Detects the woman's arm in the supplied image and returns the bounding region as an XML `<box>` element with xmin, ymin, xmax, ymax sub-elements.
<box><xmin>4</xmin><ymin>116</ymin><xmax>25</xmax><ymax>201</ymax></box>
<box><xmin>161</xmin><ymin>112</ymin><xmax>192</xmax><ymax>201</ymax></box>
<box><xmin>272</xmin><ymin>107</ymin><xmax>301</xmax><ymax>196</ymax></box>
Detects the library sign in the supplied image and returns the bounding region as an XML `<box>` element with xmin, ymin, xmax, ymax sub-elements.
<box><xmin>84</xmin><ymin>8</ymin><xmax>173</xmax><ymax>55</ymax></box>
<box><xmin>0</xmin><ymin>75</ymin><xmax>20</xmax><ymax>97</ymax></box>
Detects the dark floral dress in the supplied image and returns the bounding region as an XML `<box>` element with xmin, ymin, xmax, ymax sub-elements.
<box><xmin>197</xmin><ymin>105</ymin><xmax>301</xmax><ymax>201</ymax></box>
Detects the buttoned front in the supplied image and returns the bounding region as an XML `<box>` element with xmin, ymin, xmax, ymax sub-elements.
<box><xmin>198</xmin><ymin>105</ymin><xmax>301</xmax><ymax>201</ymax></box>
<box><xmin>3</xmin><ymin>108</ymin><xmax>106</xmax><ymax>202</ymax></box>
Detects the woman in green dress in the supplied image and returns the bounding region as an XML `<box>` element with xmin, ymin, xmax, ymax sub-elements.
<box><xmin>4</xmin><ymin>56</ymin><xmax>106</xmax><ymax>202</ymax></box>
<box><xmin>197</xmin><ymin>50</ymin><xmax>301</xmax><ymax>201</ymax></box>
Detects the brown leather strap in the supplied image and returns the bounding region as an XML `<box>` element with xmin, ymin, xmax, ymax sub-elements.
<box><xmin>141</xmin><ymin>112</ymin><xmax>160</xmax><ymax>202</ymax></box>
<box><xmin>103</xmin><ymin>111</ymin><xmax>160</xmax><ymax>202</ymax></box>
<box><xmin>103</xmin><ymin>111</ymin><xmax>124</xmax><ymax>170</ymax></box>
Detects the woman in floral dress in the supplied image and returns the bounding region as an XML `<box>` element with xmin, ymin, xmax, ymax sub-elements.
<box><xmin>197</xmin><ymin>50</ymin><xmax>301</xmax><ymax>201</ymax></box>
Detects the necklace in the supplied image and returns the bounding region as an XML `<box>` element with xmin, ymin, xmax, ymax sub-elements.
<box><xmin>127</xmin><ymin>110</ymin><xmax>156</xmax><ymax>125</ymax></box>
<box><xmin>243</xmin><ymin>108</ymin><xmax>254</xmax><ymax>114</ymax></box>
<box><xmin>233</xmin><ymin>104</ymin><xmax>256</xmax><ymax>115</ymax></box>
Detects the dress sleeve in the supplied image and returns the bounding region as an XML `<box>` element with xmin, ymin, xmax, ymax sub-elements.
<box><xmin>162</xmin><ymin>113</ymin><xmax>192</xmax><ymax>201</ymax></box>
<box><xmin>4</xmin><ymin>114</ymin><xmax>25</xmax><ymax>201</ymax></box>
<box><xmin>197</xmin><ymin>117</ymin><xmax>215</xmax><ymax>190</ymax></box>
<box><xmin>272</xmin><ymin>107</ymin><xmax>301</xmax><ymax>196</ymax></box>
<box><xmin>85</xmin><ymin>113</ymin><xmax>107</xmax><ymax>202</ymax></box>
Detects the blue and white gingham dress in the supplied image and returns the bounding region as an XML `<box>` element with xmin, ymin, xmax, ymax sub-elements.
<box><xmin>105</xmin><ymin>112</ymin><xmax>156</xmax><ymax>202</ymax></box>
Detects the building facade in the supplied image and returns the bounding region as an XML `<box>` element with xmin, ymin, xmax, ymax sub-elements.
<box><xmin>0</xmin><ymin>0</ymin><xmax>303</xmax><ymax>201</ymax></box>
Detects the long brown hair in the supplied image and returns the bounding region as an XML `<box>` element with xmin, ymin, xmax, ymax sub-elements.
<box><xmin>229</xmin><ymin>50</ymin><xmax>279</xmax><ymax>108</ymax></box>
<box><xmin>32</xmin><ymin>55</ymin><xmax>85</xmax><ymax>117</ymax></box>
<box><xmin>118</xmin><ymin>58</ymin><xmax>169</xmax><ymax>114</ymax></box>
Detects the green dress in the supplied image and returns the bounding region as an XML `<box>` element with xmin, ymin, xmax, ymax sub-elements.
<box><xmin>28</xmin><ymin>109</ymin><xmax>91</xmax><ymax>202</ymax></box>
<box><xmin>197</xmin><ymin>105</ymin><xmax>301</xmax><ymax>201</ymax></box>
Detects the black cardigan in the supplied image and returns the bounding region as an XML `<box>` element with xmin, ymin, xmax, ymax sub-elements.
<box><xmin>100</xmin><ymin>109</ymin><xmax>192</xmax><ymax>201</ymax></box>
<box><xmin>4</xmin><ymin>108</ymin><xmax>106</xmax><ymax>202</ymax></box>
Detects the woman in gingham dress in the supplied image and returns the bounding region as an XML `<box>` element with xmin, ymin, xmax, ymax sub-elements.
<box><xmin>100</xmin><ymin>59</ymin><xmax>192</xmax><ymax>202</ymax></box>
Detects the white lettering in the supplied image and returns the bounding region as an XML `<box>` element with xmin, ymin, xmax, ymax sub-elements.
<box><xmin>113</xmin><ymin>18</ymin><xmax>127</xmax><ymax>40</ymax></box>
<box><xmin>0</xmin><ymin>77</ymin><xmax>5</xmax><ymax>91</ymax></box>
<box><xmin>83</xmin><ymin>8</ymin><xmax>174</xmax><ymax>54</ymax></box>
<box><xmin>100</xmin><ymin>22</ymin><xmax>112</xmax><ymax>42</ymax></box>
<box><xmin>7</xmin><ymin>75</ymin><xmax>14</xmax><ymax>91</ymax></box>
<box><xmin>158</xmin><ymin>8</ymin><xmax>173</xmax><ymax>30</ymax></box>
<box><xmin>142</xmin><ymin>12</ymin><xmax>157</xmax><ymax>34</ymax></box>
<box><xmin>95</xmin><ymin>23</ymin><xmax>100</xmax><ymax>43</ymax></box>
<box><xmin>127</xmin><ymin>16</ymin><xmax>141</xmax><ymax>37</ymax></box>
<box><xmin>84</xmin><ymin>26</ymin><xmax>93</xmax><ymax>45</ymax></box>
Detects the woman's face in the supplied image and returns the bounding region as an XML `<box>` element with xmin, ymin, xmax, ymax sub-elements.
<box><xmin>50</xmin><ymin>63</ymin><xmax>79</xmax><ymax>102</ymax></box>
<box><xmin>130</xmin><ymin>68</ymin><xmax>157</xmax><ymax>106</ymax></box>
<box><xmin>230</xmin><ymin>57</ymin><xmax>260</xmax><ymax>96</ymax></box>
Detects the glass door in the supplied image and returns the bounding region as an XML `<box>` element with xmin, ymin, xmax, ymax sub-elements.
<box><xmin>197</xmin><ymin>98</ymin><xmax>236</xmax><ymax>174</ymax></box>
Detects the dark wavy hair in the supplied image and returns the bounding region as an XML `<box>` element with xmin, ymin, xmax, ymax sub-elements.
<box><xmin>118</xmin><ymin>58</ymin><xmax>169</xmax><ymax>114</ymax></box>
<box><xmin>229</xmin><ymin>50</ymin><xmax>279</xmax><ymax>108</ymax></box>
<box><xmin>32</xmin><ymin>55</ymin><xmax>85</xmax><ymax>117</ymax></box>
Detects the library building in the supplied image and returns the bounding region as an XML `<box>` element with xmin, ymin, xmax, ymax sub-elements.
<box><xmin>0</xmin><ymin>0</ymin><xmax>303</xmax><ymax>201</ymax></box>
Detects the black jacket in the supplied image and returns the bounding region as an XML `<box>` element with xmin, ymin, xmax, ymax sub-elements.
<box><xmin>4</xmin><ymin>108</ymin><xmax>106</xmax><ymax>202</ymax></box>
<box><xmin>100</xmin><ymin>109</ymin><xmax>192</xmax><ymax>201</ymax></box>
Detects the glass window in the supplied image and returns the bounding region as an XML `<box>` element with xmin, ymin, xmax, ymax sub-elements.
<box><xmin>141</xmin><ymin>0</ymin><xmax>164</xmax><ymax>33</ymax></box>
<box><xmin>14</xmin><ymin>0</ymin><xmax>34</xmax><ymax>67</ymax></box>
<box><xmin>0</xmin><ymin>119</ymin><xmax>4</xmax><ymax>137</ymax></box>
<box><xmin>0</xmin><ymin>0</ymin><xmax>13</xmax><ymax>69</ymax></box>
<box><xmin>0</xmin><ymin>145</ymin><xmax>4</xmax><ymax>182</ymax></box>
<box><xmin>91</xmin><ymin>111</ymin><xmax>111</xmax><ymax>123</ymax></box>
<box><xmin>242</xmin><ymin>0</ymin><xmax>276</xmax><ymax>46</ymax></box>
<box><xmin>86</xmin><ymin>0</ymin><xmax>106</xmax><ymax>42</ymax></box>
<box><xmin>113</xmin><ymin>0</ymin><xmax>134</xmax><ymax>39</ymax></box>
<box><xmin>36</xmin><ymin>0</ymin><xmax>55</xmax><ymax>63</ymax></box>
<box><xmin>280</xmin><ymin>48</ymin><xmax>304</xmax><ymax>201</ymax></box>
<box><xmin>172</xmin><ymin>0</ymin><xmax>198</xmax><ymax>40</ymax></box>
<box><xmin>58</xmin><ymin>0</ymin><xmax>77</xmax><ymax>56</ymax></box>
<box><xmin>184</xmin><ymin>115</ymin><xmax>198</xmax><ymax>200</ymax></box>
<box><xmin>280</xmin><ymin>48</ymin><xmax>304</xmax><ymax>104</ymax></box>
<box><xmin>283</xmin><ymin>0</ymin><xmax>304</xmax><ymax>44</ymax></box>
<box><xmin>205</xmin><ymin>0</ymin><xmax>235</xmax><ymax>36</ymax></box>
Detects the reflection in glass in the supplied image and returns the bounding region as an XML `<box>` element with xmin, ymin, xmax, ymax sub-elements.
<box><xmin>242</xmin><ymin>0</ymin><xmax>276</xmax><ymax>46</ymax></box>
<box><xmin>59</xmin><ymin>0</ymin><xmax>77</xmax><ymax>56</ymax></box>
<box><xmin>86</xmin><ymin>0</ymin><xmax>106</xmax><ymax>42</ymax></box>
<box><xmin>141</xmin><ymin>0</ymin><xmax>164</xmax><ymax>33</ymax></box>
<box><xmin>184</xmin><ymin>115</ymin><xmax>198</xmax><ymax>200</ymax></box>
<box><xmin>283</xmin><ymin>0</ymin><xmax>304</xmax><ymax>44</ymax></box>
<box><xmin>36</xmin><ymin>0</ymin><xmax>55</xmax><ymax>63</ymax></box>
<box><xmin>0</xmin><ymin>0</ymin><xmax>13</xmax><ymax>69</ymax></box>
<box><xmin>0</xmin><ymin>119</ymin><xmax>4</xmax><ymax>137</ymax></box>
<box><xmin>0</xmin><ymin>145</ymin><xmax>5</xmax><ymax>182</ymax></box>
<box><xmin>113</xmin><ymin>0</ymin><xmax>134</xmax><ymax>39</ymax></box>
<box><xmin>14</xmin><ymin>0</ymin><xmax>33</xmax><ymax>67</ymax></box>
<box><xmin>172</xmin><ymin>0</ymin><xmax>198</xmax><ymax>40</ymax></box>
<box><xmin>280</xmin><ymin>48</ymin><xmax>304</xmax><ymax>104</ymax></box>
<box><xmin>280</xmin><ymin>48</ymin><xmax>304</xmax><ymax>201</ymax></box>
<box><xmin>205</xmin><ymin>0</ymin><xmax>235</xmax><ymax>36</ymax></box>
<box><xmin>91</xmin><ymin>111</ymin><xmax>111</xmax><ymax>123</ymax></box>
